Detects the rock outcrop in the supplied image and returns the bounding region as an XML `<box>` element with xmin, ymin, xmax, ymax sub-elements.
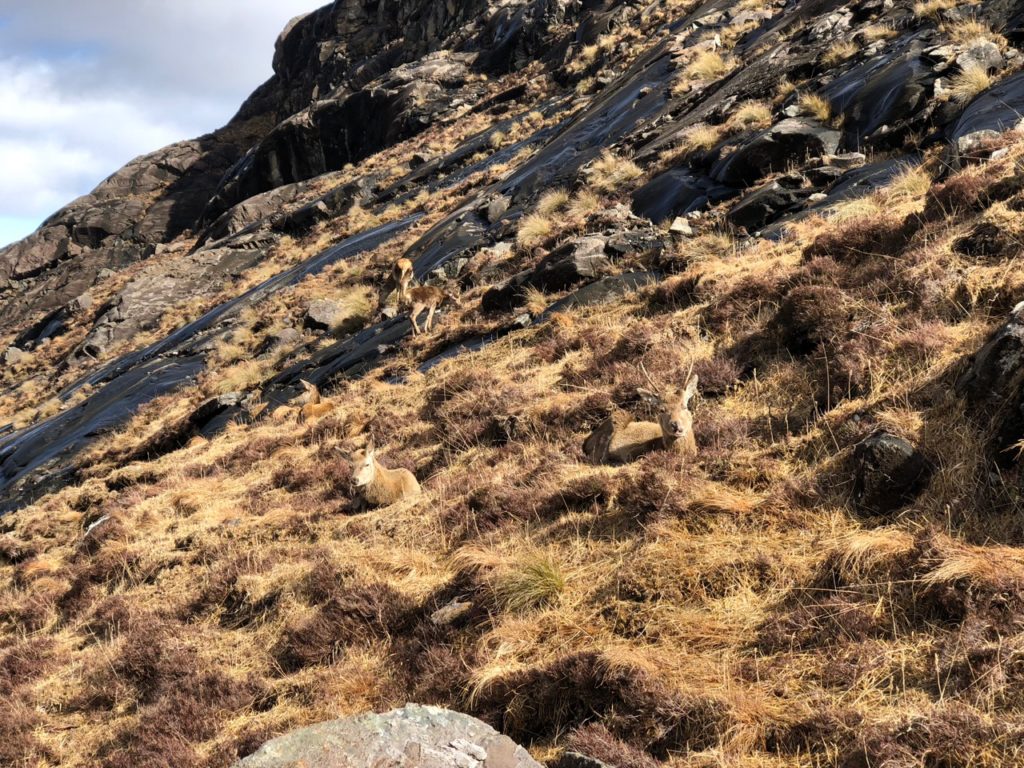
<box><xmin>235</xmin><ymin>705</ymin><xmax>541</xmax><ymax>768</ymax></box>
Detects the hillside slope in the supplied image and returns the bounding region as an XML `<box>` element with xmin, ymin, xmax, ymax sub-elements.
<box><xmin>6</xmin><ymin>0</ymin><xmax>1024</xmax><ymax>766</ymax></box>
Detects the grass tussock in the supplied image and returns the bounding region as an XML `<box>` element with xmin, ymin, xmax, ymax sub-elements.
<box><xmin>823</xmin><ymin>40</ymin><xmax>858</xmax><ymax>66</ymax></box>
<box><xmin>517</xmin><ymin>212</ymin><xmax>556</xmax><ymax>248</ymax></box>
<box><xmin>536</xmin><ymin>188</ymin><xmax>571</xmax><ymax>216</ymax></box>
<box><xmin>798</xmin><ymin>92</ymin><xmax>832</xmax><ymax>122</ymax></box>
<box><xmin>949</xmin><ymin>62</ymin><xmax>993</xmax><ymax>104</ymax></box>
<box><xmin>727</xmin><ymin>101</ymin><xmax>773</xmax><ymax>132</ymax></box>
<box><xmin>493</xmin><ymin>551</ymin><xmax>567</xmax><ymax>613</ymax></box>
<box><xmin>586</xmin><ymin>151</ymin><xmax>644</xmax><ymax>194</ymax></box>
<box><xmin>679</xmin><ymin>123</ymin><xmax>724</xmax><ymax>153</ymax></box>
<box><xmin>685</xmin><ymin>51</ymin><xmax>732</xmax><ymax>81</ymax></box>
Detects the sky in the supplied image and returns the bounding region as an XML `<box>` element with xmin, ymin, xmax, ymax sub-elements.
<box><xmin>0</xmin><ymin>0</ymin><xmax>317</xmax><ymax>248</ymax></box>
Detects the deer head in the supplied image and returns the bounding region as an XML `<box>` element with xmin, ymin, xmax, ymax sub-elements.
<box><xmin>300</xmin><ymin>379</ymin><xmax>321</xmax><ymax>404</ymax></box>
<box><xmin>637</xmin><ymin>362</ymin><xmax>699</xmax><ymax>443</ymax></box>
<box><xmin>349</xmin><ymin>440</ymin><xmax>377</xmax><ymax>487</ymax></box>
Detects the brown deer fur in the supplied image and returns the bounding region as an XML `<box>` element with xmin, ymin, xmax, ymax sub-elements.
<box><xmin>349</xmin><ymin>442</ymin><xmax>421</xmax><ymax>508</ymax></box>
<box><xmin>584</xmin><ymin>373</ymin><xmax>699</xmax><ymax>464</ymax></box>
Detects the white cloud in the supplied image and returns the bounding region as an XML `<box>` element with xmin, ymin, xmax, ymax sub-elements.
<box><xmin>0</xmin><ymin>0</ymin><xmax>317</xmax><ymax>247</ymax></box>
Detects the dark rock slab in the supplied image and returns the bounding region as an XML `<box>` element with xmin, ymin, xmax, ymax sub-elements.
<box><xmin>0</xmin><ymin>216</ymin><xmax>420</xmax><ymax>512</ymax></box>
<box><xmin>631</xmin><ymin>168</ymin><xmax>736</xmax><ymax>223</ymax></box>
<box><xmin>949</xmin><ymin>70</ymin><xmax>1024</xmax><ymax>163</ymax></box>
<box><xmin>727</xmin><ymin>180</ymin><xmax>813</xmax><ymax>230</ymax></box>
<box><xmin>712</xmin><ymin>119</ymin><xmax>841</xmax><ymax>187</ymax></box>
<box><xmin>0</xmin><ymin>355</ymin><xmax>206</xmax><ymax>513</ymax></box>
<box><xmin>529</xmin><ymin>236</ymin><xmax>610</xmax><ymax>291</ymax></box>
<box><xmin>234</xmin><ymin>704</ymin><xmax>541</xmax><ymax>768</ymax></box>
<box><xmin>853</xmin><ymin>432</ymin><xmax>932</xmax><ymax>514</ymax></box>
<box><xmin>13</xmin><ymin>306</ymin><xmax>71</xmax><ymax>351</ymax></box>
<box><xmin>823</xmin><ymin>43</ymin><xmax>937</xmax><ymax>149</ymax></box>
<box><xmin>541</xmin><ymin>271</ymin><xmax>660</xmax><ymax>316</ymax></box>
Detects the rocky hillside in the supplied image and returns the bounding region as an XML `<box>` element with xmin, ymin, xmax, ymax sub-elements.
<box><xmin>6</xmin><ymin>0</ymin><xmax>1024</xmax><ymax>765</ymax></box>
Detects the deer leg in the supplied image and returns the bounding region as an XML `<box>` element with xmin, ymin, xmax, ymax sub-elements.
<box><xmin>426</xmin><ymin>304</ymin><xmax>436</xmax><ymax>331</ymax></box>
<box><xmin>410</xmin><ymin>305</ymin><xmax>422</xmax><ymax>335</ymax></box>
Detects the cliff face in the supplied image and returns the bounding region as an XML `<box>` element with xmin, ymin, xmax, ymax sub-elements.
<box><xmin>7</xmin><ymin>0</ymin><xmax>1024</xmax><ymax>765</ymax></box>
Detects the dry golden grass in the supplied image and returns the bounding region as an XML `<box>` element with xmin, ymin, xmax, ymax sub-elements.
<box><xmin>949</xmin><ymin>62</ymin><xmax>993</xmax><ymax>104</ymax></box>
<box><xmin>860</xmin><ymin>23</ymin><xmax>898</xmax><ymax>42</ymax></box>
<box><xmin>567</xmin><ymin>189</ymin><xmax>603</xmax><ymax>220</ymax></box>
<box><xmin>728</xmin><ymin>101</ymin><xmax>773</xmax><ymax>132</ymax></box>
<box><xmin>493</xmin><ymin>551</ymin><xmax>567</xmax><ymax>613</ymax></box>
<box><xmin>516</xmin><ymin>212</ymin><xmax>556</xmax><ymax>247</ymax></box>
<box><xmin>913</xmin><ymin>0</ymin><xmax>959</xmax><ymax>18</ymax></box>
<box><xmin>586</xmin><ymin>150</ymin><xmax>644</xmax><ymax>194</ymax></box>
<box><xmin>686</xmin><ymin>50</ymin><xmax>733</xmax><ymax>80</ymax></box>
<box><xmin>774</xmin><ymin>79</ymin><xmax>796</xmax><ymax>104</ymax></box>
<box><xmin>535</xmin><ymin>188</ymin><xmax>571</xmax><ymax>216</ymax></box>
<box><xmin>823</xmin><ymin>40</ymin><xmax>858</xmax><ymax>66</ymax></box>
<box><xmin>944</xmin><ymin>19</ymin><xmax>1005</xmax><ymax>46</ymax></box>
<box><xmin>797</xmin><ymin>92</ymin><xmax>832</xmax><ymax>122</ymax></box>
<box><xmin>680</xmin><ymin>123</ymin><xmax>724</xmax><ymax>153</ymax></box>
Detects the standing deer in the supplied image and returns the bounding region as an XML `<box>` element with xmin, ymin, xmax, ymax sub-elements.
<box><xmin>407</xmin><ymin>285</ymin><xmax>455</xmax><ymax>334</ymax></box>
<box><xmin>349</xmin><ymin>441</ymin><xmax>421</xmax><ymax>509</ymax></box>
<box><xmin>393</xmin><ymin>257</ymin><xmax>414</xmax><ymax>305</ymax></box>
<box><xmin>583</xmin><ymin>365</ymin><xmax>699</xmax><ymax>464</ymax></box>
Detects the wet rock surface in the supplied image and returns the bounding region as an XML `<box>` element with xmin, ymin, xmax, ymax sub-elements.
<box><xmin>235</xmin><ymin>704</ymin><xmax>541</xmax><ymax>768</ymax></box>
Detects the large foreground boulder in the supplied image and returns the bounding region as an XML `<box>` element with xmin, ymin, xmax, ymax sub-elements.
<box><xmin>235</xmin><ymin>704</ymin><xmax>541</xmax><ymax>768</ymax></box>
<box><xmin>956</xmin><ymin>300</ymin><xmax>1024</xmax><ymax>467</ymax></box>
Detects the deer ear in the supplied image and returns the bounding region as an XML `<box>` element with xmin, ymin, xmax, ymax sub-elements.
<box><xmin>637</xmin><ymin>388</ymin><xmax>662</xmax><ymax>406</ymax></box>
<box><xmin>683</xmin><ymin>375</ymin><xmax>699</xmax><ymax>404</ymax></box>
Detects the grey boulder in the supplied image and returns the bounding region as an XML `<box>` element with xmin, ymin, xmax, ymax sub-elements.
<box><xmin>234</xmin><ymin>704</ymin><xmax>541</xmax><ymax>768</ymax></box>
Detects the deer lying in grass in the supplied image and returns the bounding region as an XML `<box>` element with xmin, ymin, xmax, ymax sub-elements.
<box><xmin>349</xmin><ymin>441</ymin><xmax>421</xmax><ymax>509</ymax></box>
<box><xmin>407</xmin><ymin>285</ymin><xmax>455</xmax><ymax>334</ymax></box>
<box><xmin>584</xmin><ymin>366</ymin><xmax>699</xmax><ymax>464</ymax></box>
<box><xmin>298</xmin><ymin>379</ymin><xmax>334</xmax><ymax>423</ymax></box>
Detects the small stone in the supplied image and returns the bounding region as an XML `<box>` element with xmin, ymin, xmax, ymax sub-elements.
<box><xmin>3</xmin><ymin>346</ymin><xmax>27</xmax><ymax>366</ymax></box>
<box><xmin>956</xmin><ymin>40</ymin><xmax>1003</xmax><ymax>73</ymax></box>
<box><xmin>805</xmin><ymin>165</ymin><xmax>846</xmax><ymax>186</ymax></box>
<box><xmin>669</xmin><ymin>216</ymin><xmax>693</xmax><ymax>236</ymax></box>
<box><xmin>485</xmin><ymin>195</ymin><xmax>511</xmax><ymax>223</ymax></box>
<box><xmin>431</xmin><ymin>599</ymin><xmax>472</xmax><ymax>625</ymax></box>
<box><xmin>69</xmin><ymin>291</ymin><xmax>94</xmax><ymax>314</ymax></box>
<box><xmin>823</xmin><ymin>152</ymin><xmax>866</xmax><ymax>169</ymax></box>
<box><xmin>409</xmin><ymin>151</ymin><xmax>438</xmax><ymax>169</ymax></box>
<box><xmin>957</xmin><ymin>129</ymin><xmax>1001</xmax><ymax>156</ymax></box>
